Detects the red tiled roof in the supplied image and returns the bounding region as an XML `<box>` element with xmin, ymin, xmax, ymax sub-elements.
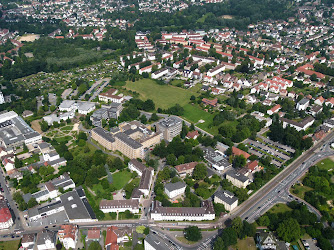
<box><xmin>105</xmin><ymin>226</ymin><xmax>118</xmax><ymax>249</ymax></box>
<box><xmin>87</xmin><ymin>228</ymin><xmax>100</xmax><ymax>240</ymax></box>
<box><xmin>202</xmin><ymin>98</ymin><xmax>218</xmax><ymax>107</ymax></box>
<box><xmin>59</xmin><ymin>224</ymin><xmax>77</xmax><ymax>241</ymax></box>
<box><xmin>174</xmin><ymin>162</ymin><xmax>197</xmax><ymax>173</ymax></box>
<box><xmin>186</xmin><ymin>130</ymin><xmax>199</xmax><ymax>139</ymax></box>
<box><xmin>0</xmin><ymin>207</ymin><xmax>12</xmax><ymax>223</ymax></box>
<box><xmin>247</xmin><ymin>161</ymin><xmax>258</xmax><ymax>171</ymax></box>
<box><xmin>99</xmin><ymin>89</ymin><xmax>118</xmax><ymax>98</ymax></box>
<box><xmin>232</xmin><ymin>146</ymin><xmax>250</xmax><ymax>159</ymax></box>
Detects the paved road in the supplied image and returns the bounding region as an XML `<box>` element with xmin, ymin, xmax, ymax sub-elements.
<box><xmin>0</xmin><ymin>168</ymin><xmax>24</xmax><ymax>232</ymax></box>
<box><xmin>79</xmin><ymin>78</ymin><xmax>109</xmax><ymax>101</ymax></box>
<box><xmin>88</xmin><ymin>78</ymin><xmax>110</xmax><ymax>101</ymax></box>
<box><xmin>231</xmin><ymin>130</ymin><xmax>334</xmax><ymax>223</ymax></box>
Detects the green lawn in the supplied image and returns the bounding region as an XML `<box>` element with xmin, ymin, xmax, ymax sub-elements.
<box><xmin>54</xmin><ymin>136</ymin><xmax>72</xmax><ymax>144</ymax></box>
<box><xmin>125</xmin><ymin>79</ymin><xmax>195</xmax><ymax>109</ymax></box>
<box><xmin>112</xmin><ymin>170</ymin><xmax>132</xmax><ymax>190</ymax></box>
<box><xmin>182</xmin><ymin>104</ymin><xmax>214</xmax><ymax>124</ymax></box>
<box><xmin>268</xmin><ymin>203</ymin><xmax>292</xmax><ymax>214</ymax></box>
<box><xmin>233</xmin><ymin>237</ymin><xmax>256</xmax><ymax>250</ymax></box>
<box><xmin>182</xmin><ymin>104</ymin><xmax>218</xmax><ymax>134</ymax></box>
<box><xmin>290</xmin><ymin>184</ymin><xmax>313</xmax><ymax>199</ymax></box>
<box><xmin>176</xmin><ymin>236</ymin><xmax>197</xmax><ymax>245</ymax></box>
<box><xmin>22</xmin><ymin>153</ymin><xmax>40</xmax><ymax>165</ymax></box>
<box><xmin>60</xmin><ymin>125</ymin><xmax>73</xmax><ymax>131</ymax></box>
<box><xmin>316</xmin><ymin>158</ymin><xmax>334</xmax><ymax>171</ymax></box>
<box><xmin>118</xmin><ymin>212</ymin><xmax>140</xmax><ymax>220</ymax></box>
<box><xmin>0</xmin><ymin>240</ymin><xmax>21</xmax><ymax>250</ymax></box>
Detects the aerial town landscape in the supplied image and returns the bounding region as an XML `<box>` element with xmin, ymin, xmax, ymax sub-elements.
<box><xmin>0</xmin><ymin>0</ymin><xmax>334</xmax><ymax>249</ymax></box>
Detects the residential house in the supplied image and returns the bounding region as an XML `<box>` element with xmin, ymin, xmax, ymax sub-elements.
<box><xmin>296</xmin><ymin>98</ymin><xmax>309</xmax><ymax>111</ymax></box>
<box><xmin>36</xmin><ymin>230</ymin><xmax>56</xmax><ymax>250</ymax></box>
<box><xmin>174</xmin><ymin>162</ymin><xmax>197</xmax><ymax>177</ymax></box>
<box><xmin>267</xmin><ymin>104</ymin><xmax>281</xmax><ymax>115</ymax></box>
<box><xmin>202</xmin><ymin>98</ymin><xmax>218</xmax><ymax>107</ymax></box>
<box><xmin>58</xmin><ymin>224</ymin><xmax>78</xmax><ymax>249</ymax></box>
<box><xmin>105</xmin><ymin>226</ymin><xmax>118</xmax><ymax>250</ymax></box>
<box><xmin>21</xmin><ymin>233</ymin><xmax>35</xmax><ymax>250</ymax></box>
<box><xmin>86</xmin><ymin>228</ymin><xmax>100</xmax><ymax>242</ymax></box>
<box><xmin>186</xmin><ymin>130</ymin><xmax>199</xmax><ymax>139</ymax></box>
<box><xmin>256</xmin><ymin>231</ymin><xmax>278</xmax><ymax>250</ymax></box>
<box><xmin>0</xmin><ymin>195</ymin><xmax>13</xmax><ymax>229</ymax></box>
<box><xmin>314</xmin><ymin>96</ymin><xmax>325</xmax><ymax>106</ymax></box>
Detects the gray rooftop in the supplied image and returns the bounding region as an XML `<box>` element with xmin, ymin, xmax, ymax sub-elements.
<box><xmin>92</xmin><ymin>127</ymin><xmax>115</xmax><ymax>143</ymax></box>
<box><xmin>214</xmin><ymin>190</ymin><xmax>238</xmax><ymax>205</ymax></box>
<box><xmin>114</xmin><ymin>132</ymin><xmax>142</xmax><ymax>149</ymax></box>
<box><xmin>226</xmin><ymin>170</ymin><xmax>249</xmax><ymax>183</ymax></box>
<box><xmin>158</xmin><ymin>117</ymin><xmax>181</xmax><ymax>128</ymax></box>
<box><xmin>145</xmin><ymin>233</ymin><xmax>176</xmax><ymax>250</ymax></box>
<box><xmin>164</xmin><ymin>181</ymin><xmax>186</xmax><ymax>193</ymax></box>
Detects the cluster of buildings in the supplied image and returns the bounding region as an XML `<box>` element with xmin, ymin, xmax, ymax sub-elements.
<box><xmin>91</xmin><ymin>117</ymin><xmax>182</xmax><ymax>159</ymax></box>
<box><xmin>27</xmin><ymin>187</ymin><xmax>97</xmax><ymax>224</ymax></box>
<box><xmin>20</xmin><ymin>224</ymin><xmax>133</xmax><ymax>250</ymax></box>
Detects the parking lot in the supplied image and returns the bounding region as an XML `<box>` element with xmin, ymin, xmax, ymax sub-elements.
<box><xmin>28</xmin><ymin>210</ymin><xmax>69</xmax><ymax>227</ymax></box>
<box><xmin>245</xmin><ymin>136</ymin><xmax>294</xmax><ymax>167</ymax></box>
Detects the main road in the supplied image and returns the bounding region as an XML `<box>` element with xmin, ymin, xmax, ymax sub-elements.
<box><xmin>231</xmin><ymin>130</ymin><xmax>334</xmax><ymax>222</ymax></box>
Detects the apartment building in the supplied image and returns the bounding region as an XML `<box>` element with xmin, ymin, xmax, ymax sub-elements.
<box><xmin>214</xmin><ymin>190</ymin><xmax>238</xmax><ymax>211</ymax></box>
<box><xmin>156</xmin><ymin>117</ymin><xmax>182</xmax><ymax>142</ymax></box>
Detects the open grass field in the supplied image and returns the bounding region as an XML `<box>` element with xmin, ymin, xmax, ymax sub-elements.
<box><xmin>182</xmin><ymin>104</ymin><xmax>219</xmax><ymax>134</ymax></box>
<box><xmin>268</xmin><ymin>203</ymin><xmax>292</xmax><ymax>214</ymax></box>
<box><xmin>0</xmin><ymin>240</ymin><xmax>21</xmax><ymax>250</ymax></box>
<box><xmin>316</xmin><ymin>158</ymin><xmax>334</xmax><ymax>171</ymax></box>
<box><xmin>112</xmin><ymin>170</ymin><xmax>132</xmax><ymax>190</ymax></box>
<box><xmin>183</xmin><ymin>104</ymin><xmax>214</xmax><ymax>124</ymax></box>
<box><xmin>290</xmin><ymin>184</ymin><xmax>313</xmax><ymax>199</ymax></box>
<box><xmin>125</xmin><ymin>79</ymin><xmax>195</xmax><ymax>109</ymax></box>
<box><xmin>232</xmin><ymin>237</ymin><xmax>256</xmax><ymax>250</ymax></box>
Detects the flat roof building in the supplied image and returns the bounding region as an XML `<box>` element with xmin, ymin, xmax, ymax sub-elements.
<box><xmin>156</xmin><ymin>117</ymin><xmax>182</xmax><ymax>142</ymax></box>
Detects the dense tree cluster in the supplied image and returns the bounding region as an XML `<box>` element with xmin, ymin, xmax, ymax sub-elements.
<box><xmin>269</xmin><ymin>116</ymin><xmax>313</xmax><ymax>151</ymax></box>
<box><xmin>218</xmin><ymin>114</ymin><xmax>264</xmax><ymax>142</ymax></box>
<box><xmin>152</xmin><ymin>136</ymin><xmax>203</xmax><ymax>165</ymax></box>
<box><xmin>132</xmin><ymin>0</ymin><xmax>294</xmax><ymax>32</ymax></box>
<box><xmin>184</xmin><ymin>226</ymin><xmax>202</xmax><ymax>242</ymax></box>
<box><xmin>213</xmin><ymin>217</ymin><xmax>256</xmax><ymax>250</ymax></box>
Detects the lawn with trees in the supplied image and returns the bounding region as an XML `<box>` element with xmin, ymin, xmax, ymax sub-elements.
<box><xmin>256</xmin><ymin>201</ymin><xmax>334</xmax><ymax>249</ymax></box>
